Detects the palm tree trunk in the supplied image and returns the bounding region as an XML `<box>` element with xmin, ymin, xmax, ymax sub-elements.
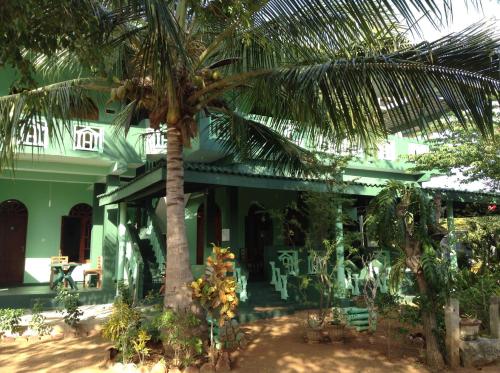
<box><xmin>163</xmin><ymin>124</ymin><xmax>193</xmax><ymax>310</ymax></box>
<box><xmin>415</xmin><ymin>272</ymin><xmax>445</xmax><ymax>370</ymax></box>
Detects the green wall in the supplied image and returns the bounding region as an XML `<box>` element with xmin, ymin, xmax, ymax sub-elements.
<box><xmin>0</xmin><ymin>178</ymin><xmax>93</xmax><ymax>284</ymax></box>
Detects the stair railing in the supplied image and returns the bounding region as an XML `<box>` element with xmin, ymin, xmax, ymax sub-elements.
<box><xmin>124</xmin><ymin>224</ymin><xmax>145</xmax><ymax>304</ymax></box>
<box><xmin>146</xmin><ymin>208</ymin><xmax>166</xmax><ymax>267</ymax></box>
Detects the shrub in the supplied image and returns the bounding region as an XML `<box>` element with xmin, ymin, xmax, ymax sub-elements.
<box><xmin>117</xmin><ymin>281</ymin><xmax>133</xmax><ymax>306</ymax></box>
<box><xmin>0</xmin><ymin>308</ymin><xmax>23</xmax><ymax>334</ymax></box>
<box><xmin>154</xmin><ymin>309</ymin><xmax>203</xmax><ymax>368</ymax></box>
<box><xmin>191</xmin><ymin>246</ymin><xmax>238</xmax><ymax>325</ymax></box>
<box><xmin>54</xmin><ymin>285</ymin><xmax>83</xmax><ymax>328</ymax></box>
<box><xmin>29</xmin><ymin>300</ymin><xmax>51</xmax><ymax>336</ymax></box>
<box><xmin>102</xmin><ymin>299</ymin><xmax>141</xmax><ymax>363</ymax></box>
<box><xmin>452</xmin><ymin>269</ymin><xmax>500</xmax><ymax>332</ymax></box>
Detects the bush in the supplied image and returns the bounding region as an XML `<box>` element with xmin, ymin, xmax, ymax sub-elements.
<box><xmin>154</xmin><ymin>309</ymin><xmax>203</xmax><ymax>368</ymax></box>
<box><xmin>102</xmin><ymin>299</ymin><xmax>141</xmax><ymax>363</ymax></box>
<box><xmin>29</xmin><ymin>300</ymin><xmax>51</xmax><ymax>336</ymax></box>
<box><xmin>55</xmin><ymin>285</ymin><xmax>83</xmax><ymax>328</ymax></box>
<box><xmin>453</xmin><ymin>269</ymin><xmax>500</xmax><ymax>332</ymax></box>
<box><xmin>0</xmin><ymin>308</ymin><xmax>23</xmax><ymax>334</ymax></box>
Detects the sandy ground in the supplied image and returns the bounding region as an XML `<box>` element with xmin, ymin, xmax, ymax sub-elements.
<box><xmin>1</xmin><ymin>311</ymin><xmax>499</xmax><ymax>373</ymax></box>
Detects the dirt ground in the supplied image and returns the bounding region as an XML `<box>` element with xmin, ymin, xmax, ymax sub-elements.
<box><xmin>1</xmin><ymin>311</ymin><xmax>498</xmax><ymax>373</ymax></box>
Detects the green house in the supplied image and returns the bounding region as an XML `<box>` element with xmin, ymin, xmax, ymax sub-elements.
<box><xmin>0</xmin><ymin>68</ymin><xmax>497</xmax><ymax>310</ymax></box>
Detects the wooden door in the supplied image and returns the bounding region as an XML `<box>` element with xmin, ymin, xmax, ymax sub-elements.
<box><xmin>60</xmin><ymin>216</ymin><xmax>81</xmax><ymax>263</ymax></box>
<box><xmin>245</xmin><ymin>204</ymin><xmax>272</xmax><ymax>281</ymax></box>
<box><xmin>0</xmin><ymin>200</ymin><xmax>28</xmax><ymax>285</ymax></box>
<box><xmin>196</xmin><ymin>204</ymin><xmax>205</xmax><ymax>265</ymax></box>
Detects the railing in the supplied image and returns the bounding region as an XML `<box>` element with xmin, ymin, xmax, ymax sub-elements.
<box><xmin>124</xmin><ymin>225</ymin><xmax>144</xmax><ymax>304</ymax></box>
<box><xmin>146</xmin><ymin>208</ymin><xmax>166</xmax><ymax>267</ymax></box>
<box><xmin>145</xmin><ymin>127</ymin><xmax>167</xmax><ymax>154</ymax></box>
<box><xmin>73</xmin><ymin>125</ymin><xmax>104</xmax><ymax>152</ymax></box>
<box><xmin>19</xmin><ymin>122</ymin><xmax>49</xmax><ymax>148</ymax></box>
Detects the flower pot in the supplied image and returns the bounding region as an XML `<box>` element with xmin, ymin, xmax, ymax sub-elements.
<box><xmin>327</xmin><ymin>323</ymin><xmax>345</xmax><ymax>342</ymax></box>
<box><xmin>305</xmin><ymin>329</ymin><xmax>323</xmax><ymax>344</ymax></box>
<box><xmin>460</xmin><ymin>318</ymin><xmax>481</xmax><ymax>341</ymax></box>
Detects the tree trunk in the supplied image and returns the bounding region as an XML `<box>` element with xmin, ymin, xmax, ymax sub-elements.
<box><xmin>415</xmin><ymin>272</ymin><xmax>445</xmax><ymax>370</ymax></box>
<box><xmin>163</xmin><ymin>124</ymin><xmax>193</xmax><ymax>310</ymax></box>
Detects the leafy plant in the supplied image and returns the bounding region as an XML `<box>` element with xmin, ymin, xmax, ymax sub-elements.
<box><xmin>102</xmin><ymin>299</ymin><xmax>141</xmax><ymax>364</ymax></box>
<box><xmin>54</xmin><ymin>284</ymin><xmax>83</xmax><ymax>328</ymax></box>
<box><xmin>0</xmin><ymin>308</ymin><xmax>23</xmax><ymax>334</ymax></box>
<box><xmin>154</xmin><ymin>309</ymin><xmax>203</xmax><ymax>368</ymax></box>
<box><xmin>451</xmin><ymin>268</ymin><xmax>500</xmax><ymax>332</ymax></box>
<box><xmin>132</xmin><ymin>329</ymin><xmax>152</xmax><ymax>365</ymax></box>
<box><xmin>191</xmin><ymin>245</ymin><xmax>238</xmax><ymax>362</ymax></box>
<box><xmin>29</xmin><ymin>300</ymin><xmax>51</xmax><ymax>336</ymax></box>
<box><xmin>191</xmin><ymin>246</ymin><xmax>238</xmax><ymax>326</ymax></box>
<box><xmin>366</xmin><ymin>182</ymin><xmax>450</xmax><ymax>369</ymax></box>
<box><xmin>361</xmin><ymin>254</ymin><xmax>379</xmax><ymax>332</ymax></box>
<box><xmin>307</xmin><ymin>240</ymin><xmax>339</xmax><ymax>329</ymax></box>
<box><xmin>117</xmin><ymin>281</ymin><xmax>133</xmax><ymax>306</ymax></box>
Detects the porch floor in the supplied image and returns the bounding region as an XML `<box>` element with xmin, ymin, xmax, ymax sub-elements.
<box><xmin>237</xmin><ymin>281</ymin><xmax>301</xmax><ymax>323</ymax></box>
<box><xmin>0</xmin><ymin>285</ymin><xmax>114</xmax><ymax>309</ymax></box>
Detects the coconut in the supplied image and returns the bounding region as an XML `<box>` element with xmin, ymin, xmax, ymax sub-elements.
<box><xmin>116</xmin><ymin>86</ymin><xmax>126</xmax><ymax>100</ymax></box>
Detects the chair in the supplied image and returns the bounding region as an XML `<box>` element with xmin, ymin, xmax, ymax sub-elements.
<box><xmin>49</xmin><ymin>256</ymin><xmax>68</xmax><ymax>287</ymax></box>
<box><xmin>83</xmin><ymin>256</ymin><xmax>103</xmax><ymax>288</ymax></box>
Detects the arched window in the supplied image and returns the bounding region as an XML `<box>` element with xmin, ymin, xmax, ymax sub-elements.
<box><xmin>61</xmin><ymin>203</ymin><xmax>92</xmax><ymax>263</ymax></box>
<box><xmin>0</xmin><ymin>200</ymin><xmax>28</xmax><ymax>285</ymax></box>
<box><xmin>196</xmin><ymin>203</ymin><xmax>221</xmax><ymax>265</ymax></box>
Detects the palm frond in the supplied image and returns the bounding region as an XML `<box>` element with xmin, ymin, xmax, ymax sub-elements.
<box><xmin>104</xmin><ymin>0</ymin><xmax>187</xmax><ymax>92</ymax></box>
<box><xmin>209</xmin><ymin>108</ymin><xmax>320</xmax><ymax>176</ymax></box>
<box><xmin>0</xmin><ymin>78</ymin><xmax>101</xmax><ymax>168</ymax></box>
<box><xmin>223</xmin><ymin>56</ymin><xmax>499</xmax><ymax>149</ymax></box>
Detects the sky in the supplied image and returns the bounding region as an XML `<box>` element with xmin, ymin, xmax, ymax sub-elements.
<box><xmin>411</xmin><ymin>0</ymin><xmax>500</xmax><ymax>42</ymax></box>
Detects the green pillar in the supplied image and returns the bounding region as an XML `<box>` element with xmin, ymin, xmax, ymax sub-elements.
<box><xmin>336</xmin><ymin>203</ymin><xmax>346</xmax><ymax>297</ymax></box>
<box><xmin>116</xmin><ymin>202</ymin><xmax>127</xmax><ymax>293</ymax></box>
<box><xmin>447</xmin><ymin>199</ymin><xmax>458</xmax><ymax>270</ymax></box>
<box><xmin>206</xmin><ymin>188</ymin><xmax>216</xmax><ymax>247</ymax></box>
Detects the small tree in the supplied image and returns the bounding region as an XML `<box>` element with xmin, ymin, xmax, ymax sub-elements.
<box><xmin>361</xmin><ymin>254</ymin><xmax>378</xmax><ymax>332</ymax></box>
<box><xmin>307</xmin><ymin>240</ymin><xmax>337</xmax><ymax>329</ymax></box>
<box><xmin>191</xmin><ymin>246</ymin><xmax>238</xmax><ymax>354</ymax></box>
<box><xmin>366</xmin><ymin>181</ymin><xmax>449</xmax><ymax>369</ymax></box>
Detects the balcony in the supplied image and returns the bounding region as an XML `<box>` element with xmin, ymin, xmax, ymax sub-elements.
<box><xmin>18</xmin><ymin>122</ymin><xmax>49</xmax><ymax>148</ymax></box>
<box><xmin>73</xmin><ymin>125</ymin><xmax>104</xmax><ymax>152</ymax></box>
<box><xmin>145</xmin><ymin>128</ymin><xmax>167</xmax><ymax>155</ymax></box>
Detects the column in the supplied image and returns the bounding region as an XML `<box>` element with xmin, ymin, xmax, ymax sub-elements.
<box><xmin>446</xmin><ymin>199</ymin><xmax>458</xmax><ymax>270</ymax></box>
<box><xmin>101</xmin><ymin>175</ymin><xmax>120</xmax><ymax>291</ymax></box>
<box><xmin>445</xmin><ymin>298</ymin><xmax>460</xmax><ymax>369</ymax></box>
<box><xmin>336</xmin><ymin>202</ymin><xmax>346</xmax><ymax>296</ymax></box>
<box><xmin>116</xmin><ymin>201</ymin><xmax>127</xmax><ymax>295</ymax></box>
<box><xmin>490</xmin><ymin>296</ymin><xmax>500</xmax><ymax>339</ymax></box>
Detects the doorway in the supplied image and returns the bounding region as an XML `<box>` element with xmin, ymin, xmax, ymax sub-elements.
<box><xmin>60</xmin><ymin>203</ymin><xmax>92</xmax><ymax>263</ymax></box>
<box><xmin>244</xmin><ymin>203</ymin><xmax>273</xmax><ymax>281</ymax></box>
<box><xmin>196</xmin><ymin>203</ymin><xmax>222</xmax><ymax>265</ymax></box>
<box><xmin>0</xmin><ymin>200</ymin><xmax>28</xmax><ymax>285</ymax></box>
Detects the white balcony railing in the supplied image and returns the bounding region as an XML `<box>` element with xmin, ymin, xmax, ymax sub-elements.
<box><xmin>408</xmin><ymin>142</ymin><xmax>430</xmax><ymax>156</ymax></box>
<box><xmin>145</xmin><ymin>128</ymin><xmax>167</xmax><ymax>154</ymax></box>
<box><xmin>19</xmin><ymin>122</ymin><xmax>49</xmax><ymax>148</ymax></box>
<box><xmin>377</xmin><ymin>140</ymin><xmax>396</xmax><ymax>161</ymax></box>
<box><xmin>73</xmin><ymin>125</ymin><xmax>104</xmax><ymax>152</ymax></box>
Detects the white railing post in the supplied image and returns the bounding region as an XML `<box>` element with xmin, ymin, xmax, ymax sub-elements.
<box><xmin>269</xmin><ymin>261</ymin><xmax>277</xmax><ymax>285</ymax></box>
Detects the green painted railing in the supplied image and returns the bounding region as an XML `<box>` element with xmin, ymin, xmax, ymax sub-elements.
<box><xmin>146</xmin><ymin>208</ymin><xmax>166</xmax><ymax>267</ymax></box>
<box><xmin>124</xmin><ymin>224</ymin><xmax>144</xmax><ymax>304</ymax></box>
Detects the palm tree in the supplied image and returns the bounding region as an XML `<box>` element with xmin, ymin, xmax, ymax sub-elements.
<box><xmin>365</xmin><ymin>181</ymin><xmax>451</xmax><ymax>369</ymax></box>
<box><xmin>0</xmin><ymin>0</ymin><xmax>499</xmax><ymax>320</ymax></box>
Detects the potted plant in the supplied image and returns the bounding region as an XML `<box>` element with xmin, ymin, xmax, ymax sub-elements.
<box><xmin>327</xmin><ymin>307</ymin><xmax>345</xmax><ymax>342</ymax></box>
<box><xmin>460</xmin><ymin>314</ymin><xmax>481</xmax><ymax>341</ymax></box>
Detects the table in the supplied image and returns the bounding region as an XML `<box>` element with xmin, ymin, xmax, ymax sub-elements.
<box><xmin>50</xmin><ymin>262</ymin><xmax>80</xmax><ymax>290</ymax></box>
